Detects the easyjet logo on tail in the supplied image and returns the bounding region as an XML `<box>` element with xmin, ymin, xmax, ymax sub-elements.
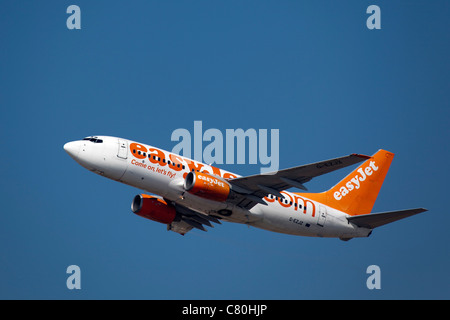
<box><xmin>333</xmin><ymin>161</ymin><xmax>379</xmax><ymax>200</ymax></box>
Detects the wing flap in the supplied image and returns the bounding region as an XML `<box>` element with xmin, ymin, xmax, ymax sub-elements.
<box><xmin>167</xmin><ymin>202</ymin><xmax>223</xmax><ymax>235</ymax></box>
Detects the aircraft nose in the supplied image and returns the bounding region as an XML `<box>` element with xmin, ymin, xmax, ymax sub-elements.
<box><xmin>64</xmin><ymin>141</ymin><xmax>81</xmax><ymax>159</ymax></box>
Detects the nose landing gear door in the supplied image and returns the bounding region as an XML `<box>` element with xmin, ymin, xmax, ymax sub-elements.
<box><xmin>117</xmin><ymin>139</ymin><xmax>128</xmax><ymax>159</ymax></box>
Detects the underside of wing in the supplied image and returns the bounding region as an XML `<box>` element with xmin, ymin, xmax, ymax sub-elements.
<box><xmin>168</xmin><ymin>201</ymin><xmax>222</xmax><ymax>235</ymax></box>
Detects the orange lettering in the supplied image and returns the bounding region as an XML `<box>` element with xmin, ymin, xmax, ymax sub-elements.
<box><xmin>201</xmin><ymin>165</ymin><xmax>222</xmax><ymax>177</ymax></box>
<box><xmin>169</xmin><ymin>154</ymin><xmax>183</xmax><ymax>172</ymax></box>
<box><xmin>223</xmin><ymin>172</ymin><xmax>238</xmax><ymax>179</ymax></box>
<box><xmin>278</xmin><ymin>191</ymin><xmax>293</xmax><ymax>208</ymax></box>
<box><xmin>130</xmin><ymin>143</ymin><xmax>148</xmax><ymax>160</ymax></box>
<box><xmin>148</xmin><ymin>147</ymin><xmax>166</xmax><ymax>166</ymax></box>
<box><xmin>185</xmin><ymin>159</ymin><xmax>204</xmax><ymax>173</ymax></box>
<box><xmin>292</xmin><ymin>194</ymin><xmax>316</xmax><ymax>217</ymax></box>
<box><xmin>264</xmin><ymin>194</ymin><xmax>276</xmax><ymax>203</ymax></box>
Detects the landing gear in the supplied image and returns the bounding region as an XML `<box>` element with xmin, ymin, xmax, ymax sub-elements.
<box><xmin>217</xmin><ymin>209</ymin><xmax>232</xmax><ymax>216</ymax></box>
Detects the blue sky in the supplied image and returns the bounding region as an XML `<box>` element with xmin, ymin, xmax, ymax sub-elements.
<box><xmin>1</xmin><ymin>1</ymin><xmax>449</xmax><ymax>299</ymax></box>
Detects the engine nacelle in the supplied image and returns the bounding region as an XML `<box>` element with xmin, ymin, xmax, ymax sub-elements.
<box><xmin>184</xmin><ymin>171</ymin><xmax>231</xmax><ymax>202</ymax></box>
<box><xmin>131</xmin><ymin>194</ymin><xmax>176</xmax><ymax>224</ymax></box>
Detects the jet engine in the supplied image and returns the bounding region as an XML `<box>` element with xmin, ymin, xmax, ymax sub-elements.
<box><xmin>184</xmin><ymin>171</ymin><xmax>231</xmax><ymax>202</ymax></box>
<box><xmin>131</xmin><ymin>194</ymin><xmax>176</xmax><ymax>224</ymax></box>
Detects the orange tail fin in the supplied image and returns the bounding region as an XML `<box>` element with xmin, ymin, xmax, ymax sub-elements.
<box><xmin>302</xmin><ymin>150</ymin><xmax>394</xmax><ymax>216</ymax></box>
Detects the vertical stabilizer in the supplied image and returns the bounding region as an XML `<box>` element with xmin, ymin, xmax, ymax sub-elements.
<box><xmin>302</xmin><ymin>150</ymin><xmax>394</xmax><ymax>216</ymax></box>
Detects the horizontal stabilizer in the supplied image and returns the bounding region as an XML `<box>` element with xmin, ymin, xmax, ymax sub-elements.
<box><xmin>347</xmin><ymin>208</ymin><xmax>427</xmax><ymax>229</ymax></box>
<box><xmin>228</xmin><ymin>152</ymin><xmax>370</xmax><ymax>209</ymax></box>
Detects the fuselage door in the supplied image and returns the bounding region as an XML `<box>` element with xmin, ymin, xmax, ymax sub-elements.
<box><xmin>117</xmin><ymin>139</ymin><xmax>128</xmax><ymax>159</ymax></box>
<box><xmin>317</xmin><ymin>205</ymin><xmax>327</xmax><ymax>227</ymax></box>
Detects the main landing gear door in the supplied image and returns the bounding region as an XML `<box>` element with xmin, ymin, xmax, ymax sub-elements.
<box><xmin>117</xmin><ymin>139</ymin><xmax>128</xmax><ymax>159</ymax></box>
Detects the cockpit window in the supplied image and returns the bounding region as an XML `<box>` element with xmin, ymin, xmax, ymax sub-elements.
<box><xmin>82</xmin><ymin>136</ymin><xmax>103</xmax><ymax>143</ymax></box>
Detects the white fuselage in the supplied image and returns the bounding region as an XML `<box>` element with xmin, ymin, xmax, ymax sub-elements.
<box><xmin>64</xmin><ymin>136</ymin><xmax>371</xmax><ymax>239</ymax></box>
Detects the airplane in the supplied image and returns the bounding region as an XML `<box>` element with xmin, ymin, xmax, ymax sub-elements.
<box><xmin>63</xmin><ymin>136</ymin><xmax>427</xmax><ymax>241</ymax></box>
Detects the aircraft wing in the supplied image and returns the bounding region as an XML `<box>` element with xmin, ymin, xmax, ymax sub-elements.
<box><xmin>227</xmin><ymin>153</ymin><xmax>371</xmax><ymax>209</ymax></box>
<box><xmin>164</xmin><ymin>153</ymin><xmax>371</xmax><ymax>234</ymax></box>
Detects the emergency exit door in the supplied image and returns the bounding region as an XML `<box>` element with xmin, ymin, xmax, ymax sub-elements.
<box><xmin>317</xmin><ymin>205</ymin><xmax>327</xmax><ymax>227</ymax></box>
<box><xmin>117</xmin><ymin>139</ymin><xmax>128</xmax><ymax>159</ymax></box>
